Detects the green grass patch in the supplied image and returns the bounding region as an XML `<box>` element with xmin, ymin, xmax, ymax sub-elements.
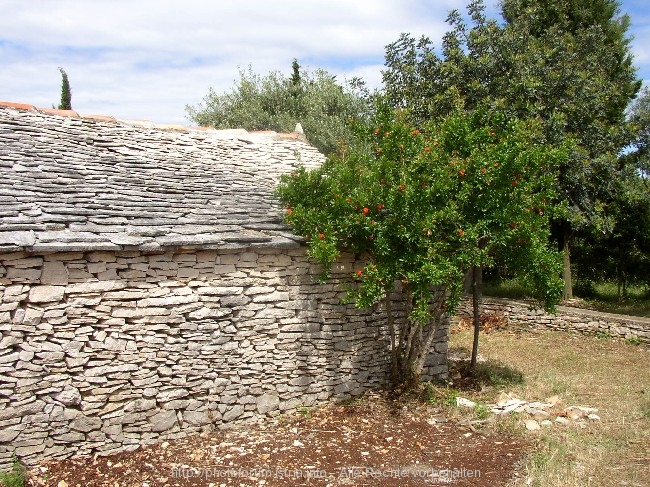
<box><xmin>450</xmin><ymin>327</ymin><xmax>650</xmax><ymax>487</ymax></box>
<box><xmin>0</xmin><ymin>455</ymin><xmax>25</xmax><ymax>487</ymax></box>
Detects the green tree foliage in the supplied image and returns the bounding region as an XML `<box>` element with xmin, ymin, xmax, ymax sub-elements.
<box><xmin>276</xmin><ymin>101</ymin><xmax>565</xmax><ymax>386</ymax></box>
<box><xmin>573</xmin><ymin>88</ymin><xmax>650</xmax><ymax>295</ymax></box>
<box><xmin>382</xmin><ymin>0</ymin><xmax>641</xmax><ymax>299</ymax></box>
<box><xmin>57</xmin><ymin>67</ymin><xmax>72</xmax><ymax>110</ymax></box>
<box><xmin>627</xmin><ymin>86</ymin><xmax>650</xmax><ymax>174</ymax></box>
<box><xmin>186</xmin><ymin>61</ymin><xmax>370</xmax><ymax>155</ymax></box>
<box><xmin>573</xmin><ymin>169</ymin><xmax>650</xmax><ymax>296</ymax></box>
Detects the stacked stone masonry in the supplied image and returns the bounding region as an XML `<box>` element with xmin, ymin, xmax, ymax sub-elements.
<box><xmin>0</xmin><ymin>247</ymin><xmax>448</xmax><ymax>470</ymax></box>
<box><xmin>455</xmin><ymin>296</ymin><xmax>650</xmax><ymax>342</ymax></box>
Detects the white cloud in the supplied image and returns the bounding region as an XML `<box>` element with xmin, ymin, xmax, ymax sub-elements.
<box><xmin>1</xmin><ymin>0</ymin><xmax>648</xmax><ymax>124</ymax></box>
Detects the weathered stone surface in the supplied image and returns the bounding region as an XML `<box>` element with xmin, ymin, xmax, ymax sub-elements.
<box><xmin>70</xmin><ymin>415</ymin><xmax>102</xmax><ymax>433</ymax></box>
<box><xmin>187</xmin><ymin>307</ymin><xmax>230</xmax><ymax>320</ymax></box>
<box><xmin>150</xmin><ymin>410</ymin><xmax>178</xmax><ymax>432</ymax></box>
<box><xmin>52</xmin><ymin>387</ymin><xmax>82</xmax><ymax>407</ymax></box>
<box><xmin>222</xmin><ymin>405</ymin><xmax>245</xmax><ymax>422</ymax></box>
<box><xmin>125</xmin><ymin>399</ymin><xmax>156</xmax><ymax>413</ymax></box>
<box><xmin>0</xmin><ymin>246</ymin><xmax>449</xmax><ymax>470</ymax></box>
<box><xmin>157</xmin><ymin>389</ymin><xmax>189</xmax><ymax>402</ymax></box>
<box><xmin>40</xmin><ymin>261</ymin><xmax>69</xmax><ymax>285</ymax></box>
<box><xmin>0</xmin><ymin>428</ymin><xmax>21</xmax><ymax>443</ymax></box>
<box><xmin>28</xmin><ymin>285</ymin><xmax>65</xmax><ymax>303</ymax></box>
<box><xmin>0</xmin><ymin>231</ymin><xmax>35</xmax><ymax>247</ymax></box>
<box><xmin>256</xmin><ymin>393</ymin><xmax>280</xmax><ymax>414</ymax></box>
<box><xmin>182</xmin><ymin>410</ymin><xmax>211</xmax><ymax>426</ymax></box>
<box><xmin>66</xmin><ymin>281</ymin><xmax>127</xmax><ymax>293</ymax></box>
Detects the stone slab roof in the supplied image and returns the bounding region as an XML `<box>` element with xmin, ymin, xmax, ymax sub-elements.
<box><xmin>0</xmin><ymin>102</ymin><xmax>325</xmax><ymax>252</ymax></box>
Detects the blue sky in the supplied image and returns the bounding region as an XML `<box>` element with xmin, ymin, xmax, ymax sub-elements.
<box><xmin>1</xmin><ymin>0</ymin><xmax>648</xmax><ymax>125</ymax></box>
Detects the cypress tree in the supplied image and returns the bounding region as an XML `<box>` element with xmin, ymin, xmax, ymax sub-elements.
<box><xmin>58</xmin><ymin>67</ymin><xmax>72</xmax><ymax>110</ymax></box>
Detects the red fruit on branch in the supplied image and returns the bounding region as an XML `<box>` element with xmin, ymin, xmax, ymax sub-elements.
<box><xmin>363</xmin><ymin>207</ymin><xmax>370</xmax><ymax>215</ymax></box>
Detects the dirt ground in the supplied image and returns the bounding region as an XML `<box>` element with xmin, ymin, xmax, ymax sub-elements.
<box><xmin>27</xmin><ymin>392</ymin><xmax>529</xmax><ymax>487</ymax></box>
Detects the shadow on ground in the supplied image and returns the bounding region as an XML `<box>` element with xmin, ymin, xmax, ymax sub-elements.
<box><xmin>448</xmin><ymin>346</ymin><xmax>524</xmax><ymax>391</ymax></box>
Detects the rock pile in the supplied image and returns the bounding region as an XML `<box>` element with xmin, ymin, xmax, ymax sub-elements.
<box><xmin>489</xmin><ymin>392</ymin><xmax>600</xmax><ymax>431</ymax></box>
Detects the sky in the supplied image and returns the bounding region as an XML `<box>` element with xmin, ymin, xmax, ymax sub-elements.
<box><xmin>1</xmin><ymin>0</ymin><xmax>649</xmax><ymax>126</ymax></box>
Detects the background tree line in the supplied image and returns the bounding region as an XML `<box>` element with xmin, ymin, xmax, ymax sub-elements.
<box><xmin>188</xmin><ymin>0</ymin><xmax>649</xmax><ymax>333</ymax></box>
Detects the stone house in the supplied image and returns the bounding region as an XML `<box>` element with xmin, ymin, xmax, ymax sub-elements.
<box><xmin>0</xmin><ymin>102</ymin><xmax>448</xmax><ymax>469</ymax></box>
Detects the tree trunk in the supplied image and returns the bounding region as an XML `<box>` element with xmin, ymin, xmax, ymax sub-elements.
<box><xmin>562</xmin><ymin>225</ymin><xmax>573</xmax><ymax>300</ymax></box>
<box><xmin>391</xmin><ymin>287</ymin><xmax>447</xmax><ymax>390</ymax></box>
<box><xmin>470</xmin><ymin>265</ymin><xmax>483</xmax><ymax>375</ymax></box>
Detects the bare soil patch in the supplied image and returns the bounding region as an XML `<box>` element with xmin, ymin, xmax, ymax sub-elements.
<box><xmin>28</xmin><ymin>393</ymin><xmax>528</xmax><ymax>487</ymax></box>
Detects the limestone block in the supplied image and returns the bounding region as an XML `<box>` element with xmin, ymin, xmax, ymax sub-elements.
<box><xmin>28</xmin><ymin>286</ymin><xmax>65</xmax><ymax>303</ymax></box>
<box><xmin>222</xmin><ymin>404</ymin><xmax>244</xmax><ymax>422</ymax></box>
<box><xmin>197</xmin><ymin>286</ymin><xmax>243</xmax><ymax>296</ymax></box>
<box><xmin>240</xmin><ymin>252</ymin><xmax>258</xmax><ymax>262</ymax></box>
<box><xmin>246</xmin><ymin>286</ymin><xmax>275</xmax><ymax>295</ymax></box>
<box><xmin>3</xmin><ymin>284</ymin><xmax>26</xmax><ymax>297</ymax></box>
<box><xmin>252</xmin><ymin>291</ymin><xmax>290</xmax><ymax>303</ymax></box>
<box><xmin>256</xmin><ymin>393</ymin><xmax>280</xmax><ymax>414</ymax></box>
<box><xmin>40</xmin><ymin>261</ymin><xmax>68</xmax><ymax>285</ymax></box>
<box><xmin>182</xmin><ymin>410</ymin><xmax>211</xmax><ymax>426</ymax></box>
<box><xmin>0</xmin><ymin>427</ymin><xmax>21</xmax><ymax>443</ymax></box>
<box><xmin>6</xmin><ymin>267</ymin><xmax>41</xmax><ymax>281</ymax></box>
<box><xmin>52</xmin><ymin>387</ymin><xmax>82</xmax><ymax>407</ymax></box>
<box><xmin>137</xmin><ymin>294</ymin><xmax>198</xmax><ymax>307</ymax></box>
<box><xmin>22</xmin><ymin>307</ymin><xmax>44</xmax><ymax>325</ymax></box>
<box><xmin>84</xmin><ymin>364</ymin><xmax>138</xmax><ymax>377</ymax></box>
<box><xmin>18</xmin><ymin>350</ymin><xmax>34</xmax><ymax>361</ymax></box>
<box><xmin>157</xmin><ymin>388</ymin><xmax>189</xmax><ymax>402</ymax></box>
<box><xmin>187</xmin><ymin>307</ymin><xmax>231</xmax><ymax>320</ymax></box>
<box><xmin>0</xmin><ymin>232</ymin><xmax>35</xmax><ymax>249</ymax></box>
<box><xmin>97</xmin><ymin>269</ymin><xmax>119</xmax><ymax>280</ymax></box>
<box><xmin>70</xmin><ymin>415</ymin><xmax>102</xmax><ymax>433</ymax></box>
<box><xmin>111</xmin><ymin>307</ymin><xmax>170</xmax><ymax>318</ymax></box>
<box><xmin>150</xmin><ymin>410</ymin><xmax>178</xmax><ymax>432</ymax></box>
<box><xmin>124</xmin><ymin>399</ymin><xmax>156</xmax><ymax>413</ymax></box>
<box><xmin>14</xmin><ymin>442</ymin><xmax>45</xmax><ymax>457</ymax></box>
<box><xmin>218</xmin><ymin>254</ymin><xmax>240</xmax><ymax>265</ymax></box>
<box><xmin>53</xmin><ymin>431</ymin><xmax>85</xmax><ymax>443</ymax></box>
<box><xmin>66</xmin><ymin>281</ymin><xmax>126</xmax><ymax>294</ymax></box>
<box><xmin>177</xmin><ymin>268</ymin><xmax>199</xmax><ymax>279</ymax></box>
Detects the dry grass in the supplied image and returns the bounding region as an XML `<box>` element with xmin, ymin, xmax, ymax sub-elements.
<box><xmin>448</xmin><ymin>325</ymin><xmax>650</xmax><ymax>487</ymax></box>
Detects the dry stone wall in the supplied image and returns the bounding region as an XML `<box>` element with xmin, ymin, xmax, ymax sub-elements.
<box><xmin>455</xmin><ymin>296</ymin><xmax>650</xmax><ymax>342</ymax></box>
<box><xmin>0</xmin><ymin>247</ymin><xmax>448</xmax><ymax>470</ymax></box>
